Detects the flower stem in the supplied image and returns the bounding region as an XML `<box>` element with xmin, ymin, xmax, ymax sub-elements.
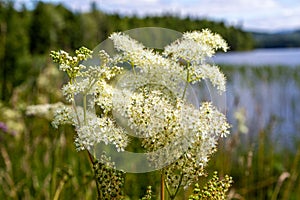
<box><xmin>83</xmin><ymin>94</ymin><xmax>87</xmax><ymax>125</ymax></box>
<box><xmin>182</xmin><ymin>68</ymin><xmax>190</xmax><ymax>100</ymax></box>
<box><xmin>70</xmin><ymin>79</ymin><xmax>81</xmax><ymax>126</ymax></box>
<box><xmin>87</xmin><ymin>151</ymin><xmax>102</xmax><ymax>200</ymax></box>
<box><xmin>161</xmin><ymin>171</ymin><xmax>165</xmax><ymax>200</ymax></box>
<box><xmin>131</xmin><ymin>62</ymin><xmax>137</xmax><ymax>75</ymax></box>
<box><xmin>53</xmin><ymin>176</ymin><xmax>67</xmax><ymax>200</ymax></box>
<box><xmin>170</xmin><ymin>172</ymin><xmax>184</xmax><ymax>199</ymax></box>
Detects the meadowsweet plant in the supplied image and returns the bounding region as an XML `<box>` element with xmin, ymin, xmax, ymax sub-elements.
<box><xmin>49</xmin><ymin>28</ymin><xmax>231</xmax><ymax>199</ymax></box>
<box><xmin>188</xmin><ymin>172</ymin><xmax>233</xmax><ymax>200</ymax></box>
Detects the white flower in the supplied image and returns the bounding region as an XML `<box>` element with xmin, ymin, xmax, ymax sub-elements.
<box><xmin>165</xmin><ymin>38</ymin><xmax>211</xmax><ymax>62</ymax></box>
<box><xmin>191</xmin><ymin>64</ymin><xmax>226</xmax><ymax>92</ymax></box>
<box><xmin>183</xmin><ymin>29</ymin><xmax>229</xmax><ymax>52</ymax></box>
<box><xmin>94</xmin><ymin>80</ymin><xmax>114</xmax><ymax>115</ymax></box>
<box><xmin>52</xmin><ymin>106</ymin><xmax>77</xmax><ymax>128</ymax></box>
<box><xmin>50</xmin><ymin>30</ymin><xmax>230</xmax><ymax>190</ymax></box>
<box><xmin>26</xmin><ymin>102</ymin><xmax>64</xmax><ymax>120</ymax></box>
<box><xmin>75</xmin><ymin>114</ymin><xmax>128</xmax><ymax>152</ymax></box>
<box><xmin>164</xmin><ymin>29</ymin><xmax>228</xmax><ymax>92</ymax></box>
<box><xmin>109</xmin><ymin>32</ymin><xmax>144</xmax><ymax>53</ymax></box>
<box><xmin>50</xmin><ymin>47</ymin><xmax>92</xmax><ymax>78</ymax></box>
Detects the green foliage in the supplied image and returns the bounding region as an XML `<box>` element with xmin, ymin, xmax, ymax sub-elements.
<box><xmin>29</xmin><ymin>2</ymin><xmax>53</xmax><ymax>54</ymax></box>
<box><xmin>102</xmin><ymin>14</ymin><xmax>254</xmax><ymax>51</ymax></box>
<box><xmin>188</xmin><ymin>172</ymin><xmax>233</xmax><ymax>200</ymax></box>
<box><xmin>140</xmin><ymin>186</ymin><xmax>153</xmax><ymax>200</ymax></box>
<box><xmin>0</xmin><ymin>2</ymin><xmax>31</xmax><ymax>101</ymax></box>
<box><xmin>0</xmin><ymin>117</ymin><xmax>97</xmax><ymax>199</ymax></box>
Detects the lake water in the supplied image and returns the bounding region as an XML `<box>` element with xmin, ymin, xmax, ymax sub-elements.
<box><xmin>213</xmin><ymin>48</ymin><xmax>300</xmax><ymax>67</ymax></box>
<box><xmin>209</xmin><ymin>48</ymin><xmax>300</xmax><ymax>150</ymax></box>
<box><xmin>225</xmin><ymin>67</ymin><xmax>300</xmax><ymax>150</ymax></box>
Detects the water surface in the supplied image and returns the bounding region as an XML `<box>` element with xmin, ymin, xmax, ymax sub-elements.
<box><xmin>210</xmin><ymin>49</ymin><xmax>300</xmax><ymax>150</ymax></box>
<box><xmin>213</xmin><ymin>48</ymin><xmax>300</xmax><ymax>67</ymax></box>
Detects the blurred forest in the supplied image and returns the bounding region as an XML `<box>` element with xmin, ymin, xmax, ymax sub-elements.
<box><xmin>253</xmin><ymin>30</ymin><xmax>300</xmax><ymax>48</ymax></box>
<box><xmin>0</xmin><ymin>1</ymin><xmax>255</xmax><ymax>103</ymax></box>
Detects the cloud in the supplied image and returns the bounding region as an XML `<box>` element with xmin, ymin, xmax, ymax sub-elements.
<box><xmin>99</xmin><ymin>0</ymin><xmax>278</xmax><ymax>15</ymax></box>
<box><xmin>14</xmin><ymin>0</ymin><xmax>300</xmax><ymax>31</ymax></box>
<box><xmin>245</xmin><ymin>12</ymin><xmax>300</xmax><ymax>31</ymax></box>
<box><xmin>97</xmin><ymin>0</ymin><xmax>300</xmax><ymax>31</ymax></box>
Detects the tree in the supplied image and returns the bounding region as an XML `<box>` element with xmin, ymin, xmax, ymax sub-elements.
<box><xmin>0</xmin><ymin>2</ymin><xmax>31</xmax><ymax>102</ymax></box>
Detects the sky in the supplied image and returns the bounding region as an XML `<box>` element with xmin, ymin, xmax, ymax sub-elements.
<box><xmin>15</xmin><ymin>0</ymin><xmax>300</xmax><ymax>32</ymax></box>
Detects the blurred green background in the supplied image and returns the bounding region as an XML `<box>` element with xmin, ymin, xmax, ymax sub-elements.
<box><xmin>0</xmin><ymin>1</ymin><xmax>300</xmax><ymax>199</ymax></box>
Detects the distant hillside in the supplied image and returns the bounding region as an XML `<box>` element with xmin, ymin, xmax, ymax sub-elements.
<box><xmin>0</xmin><ymin>1</ymin><xmax>255</xmax><ymax>101</ymax></box>
<box><xmin>252</xmin><ymin>30</ymin><xmax>300</xmax><ymax>48</ymax></box>
<box><xmin>101</xmin><ymin>14</ymin><xmax>255</xmax><ymax>51</ymax></box>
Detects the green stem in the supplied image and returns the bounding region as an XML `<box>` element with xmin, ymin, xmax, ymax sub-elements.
<box><xmin>53</xmin><ymin>173</ymin><xmax>68</xmax><ymax>200</ymax></box>
<box><xmin>182</xmin><ymin>66</ymin><xmax>190</xmax><ymax>100</ymax></box>
<box><xmin>170</xmin><ymin>172</ymin><xmax>184</xmax><ymax>199</ymax></box>
<box><xmin>165</xmin><ymin>155</ymin><xmax>188</xmax><ymax>200</ymax></box>
<box><xmin>86</xmin><ymin>79</ymin><xmax>97</xmax><ymax>94</ymax></box>
<box><xmin>87</xmin><ymin>151</ymin><xmax>102</xmax><ymax>200</ymax></box>
<box><xmin>131</xmin><ymin>62</ymin><xmax>136</xmax><ymax>75</ymax></box>
<box><xmin>182</xmin><ymin>83</ymin><xmax>188</xmax><ymax>100</ymax></box>
<box><xmin>70</xmin><ymin>78</ymin><xmax>81</xmax><ymax>126</ymax></box>
<box><xmin>164</xmin><ymin>179</ymin><xmax>172</xmax><ymax>199</ymax></box>
<box><xmin>83</xmin><ymin>94</ymin><xmax>87</xmax><ymax>125</ymax></box>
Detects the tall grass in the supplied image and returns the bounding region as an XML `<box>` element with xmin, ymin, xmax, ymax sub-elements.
<box><xmin>0</xmin><ymin>116</ymin><xmax>96</xmax><ymax>199</ymax></box>
<box><xmin>1</xmin><ymin>64</ymin><xmax>300</xmax><ymax>199</ymax></box>
<box><xmin>210</xmin><ymin>120</ymin><xmax>300</xmax><ymax>199</ymax></box>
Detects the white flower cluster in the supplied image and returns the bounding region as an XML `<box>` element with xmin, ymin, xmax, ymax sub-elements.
<box><xmin>52</xmin><ymin>105</ymin><xmax>128</xmax><ymax>152</ymax></box>
<box><xmin>50</xmin><ymin>47</ymin><xmax>92</xmax><ymax>79</ymax></box>
<box><xmin>182</xmin><ymin>29</ymin><xmax>228</xmax><ymax>53</ymax></box>
<box><xmin>110</xmin><ymin>32</ymin><xmax>184</xmax><ymax>81</ymax></box>
<box><xmin>94</xmin><ymin>80</ymin><xmax>114</xmax><ymax>115</ymax></box>
<box><xmin>26</xmin><ymin>102</ymin><xmax>64</xmax><ymax>120</ymax></box>
<box><xmin>51</xmin><ymin>106</ymin><xmax>77</xmax><ymax>128</ymax></box>
<box><xmin>108</xmin><ymin>30</ymin><xmax>230</xmax><ymax>190</ymax></box>
<box><xmin>50</xmin><ymin>47</ymin><xmax>127</xmax><ymax>152</ymax></box>
<box><xmin>51</xmin><ymin>28</ymin><xmax>230</xmax><ymax>190</ymax></box>
<box><xmin>164</xmin><ymin>102</ymin><xmax>229</xmax><ymax>190</ymax></box>
<box><xmin>114</xmin><ymin>87</ymin><xmax>183</xmax><ymax>139</ymax></box>
<box><xmin>138</xmin><ymin>101</ymin><xmax>230</xmax><ymax>189</ymax></box>
<box><xmin>164</xmin><ymin>29</ymin><xmax>228</xmax><ymax>92</ymax></box>
<box><xmin>75</xmin><ymin>113</ymin><xmax>128</xmax><ymax>152</ymax></box>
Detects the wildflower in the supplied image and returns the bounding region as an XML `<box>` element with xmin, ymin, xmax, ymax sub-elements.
<box><xmin>164</xmin><ymin>29</ymin><xmax>228</xmax><ymax>92</ymax></box>
<box><xmin>0</xmin><ymin>104</ymin><xmax>25</xmax><ymax>136</ymax></box>
<box><xmin>51</xmin><ymin>106</ymin><xmax>77</xmax><ymax>128</ymax></box>
<box><xmin>50</xmin><ymin>47</ymin><xmax>92</xmax><ymax>79</ymax></box>
<box><xmin>183</xmin><ymin>29</ymin><xmax>229</xmax><ymax>52</ymax></box>
<box><xmin>49</xmin><ymin>29</ymin><xmax>231</xmax><ymax>197</ymax></box>
<box><xmin>188</xmin><ymin>171</ymin><xmax>233</xmax><ymax>200</ymax></box>
<box><xmin>75</xmin><ymin>114</ymin><xmax>128</xmax><ymax>152</ymax></box>
<box><xmin>0</xmin><ymin>122</ymin><xmax>8</xmax><ymax>133</ymax></box>
<box><xmin>26</xmin><ymin>102</ymin><xmax>64</xmax><ymax>120</ymax></box>
<box><xmin>94</xmin><ymin>80</ymin><xmax>114</xmax><ymax>115</ymax></box>
<box><xmin>109</xmin><ymin>32</ymin><xmax>144</xmax><ymax>52</ymax></box>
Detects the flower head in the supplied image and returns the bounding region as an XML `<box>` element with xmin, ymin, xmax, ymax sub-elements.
<box><xmin>164</xmin><ymin>29</ymin><xmax>228</xmax><ymax>92</ymax></box>
<box><xmin>50</xmin><ymin>29</ymin><xmax>230</xmax><ymax>191</ymax></box>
